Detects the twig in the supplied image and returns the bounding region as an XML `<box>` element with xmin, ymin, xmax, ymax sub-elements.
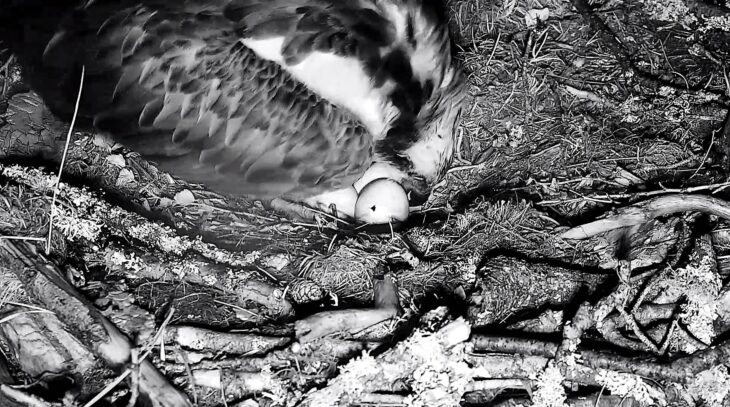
<box><xmin>82</xmin><ymin>370</ymin><xmax>132</xmax><ymax>407</ymax></box>
<box><xmin>125</xmin><ymin>349</ymin><xmax>140</xmax><ymax>407</ymax></box>
<box><xmin>0</xmin><ymin>309</ymin><xmax>52</xmax><ymax>324</ymax></box>
<box><xmin>539</xmin><ymin>181</ymin><xmax>730</xmax><ymax>206</ymax></box>
<box><xmin>617</xmin><ymin>306</ymin><xmax>660</xmax><ymax>354</ymax></box>
<box><xmin>688</xmin><ymin>129</ymin><xmax>715</xmax><ymax>181</ymax></box>
<box><xmin>658</xmin><ymin>320</ymin><xmax>678</xmax><ymax>355</ymax></box>
<box><xmin>471</xmin><ymin>334</ymin><xmax>730</xmax><ymax>384</ymax></box>
<box><xmin>485</xmin><ymin>32</ymin><xmax>502</xmax><ymax>68</ymax></box>
<box><xmin>84</xmin><ymin>307</ymin><xmax>177</xmax><ymax>407</ymax></box>
<box><xmin>561</xmin><ymin>194</ymin><xmax>730</xmax><ymax>239</ymax></box>
<box><xmin>0</xmin><ymin>236</ymin><xmax>45</xmax><ymax>242</ymax></box>
<box><xmin>176</xmin><ymin>346</ymin><xmax>198</xmax><ymax>406</ymax></box>
<box><xmin>46</xmin><ymin>66</ymin><xmax>84</xmax><ymax>254</ymax></box>
<box><xmin>0</xmin><ymin>384</ymin><xmax>52</xmax><ymax>407</ymax></box>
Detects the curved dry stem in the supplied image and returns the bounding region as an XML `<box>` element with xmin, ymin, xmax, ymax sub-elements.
<box><xmin>561</xmin><ymin>194</ymin><xmax>730</xmax><ymax>239</ymax></box>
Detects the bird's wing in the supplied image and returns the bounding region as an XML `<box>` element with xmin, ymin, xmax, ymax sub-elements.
<box><xmin>224</xmin><ymin>0</ymin><xmax>396</xmax><ymax>62</ymax></box>
<box><xmin>225</xmin><ymin>0</ymin><xmax>405</xmax><ymax>137</ymax></box>
<box><xmin>224</xmin><ymin>0</ymin><xmax>448</xmax><ymax>137</ymax></box>
<box><xmin>27</xmin><ymin>0</ymin><xmax>399</xmax><ymax>198</ymax></box>
<box><xmin>219</xmin><ymin>0</ymin><xmax>464</xmax><ymax>189</ymax></box>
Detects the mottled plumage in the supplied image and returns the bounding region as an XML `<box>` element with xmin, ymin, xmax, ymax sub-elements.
<box><xmin>1</xmin><ymin>0</ymin><xmax>465</xmax><ymax>215</ymax></box>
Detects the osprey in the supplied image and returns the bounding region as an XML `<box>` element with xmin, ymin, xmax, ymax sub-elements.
<box><xmin>1</xmin><ymin>0</ymin><xmax>465</xmax><ymax>221</ymax></box>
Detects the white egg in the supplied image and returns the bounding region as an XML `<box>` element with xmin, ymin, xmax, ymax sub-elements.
<box><xmin>354</xmin><ymin>178</ymin><xmax>410</xmax><ymax>224</ymax></box>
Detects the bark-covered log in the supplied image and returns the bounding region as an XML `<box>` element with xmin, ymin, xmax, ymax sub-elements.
<box><xmin>0</xmin><ymin>305</ymin><xmax>102</xmax><ymax>392</ymax></box>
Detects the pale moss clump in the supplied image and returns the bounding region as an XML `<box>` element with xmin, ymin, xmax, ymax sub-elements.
<box><xmin>700</xmin><ymin>15</ymin><xmax>730</xmax><ymax>32</ymax></box>
<box><xmin>1</xmin><ymin>164</ymin><xmax>55</xmax><ymax>192</ymax></box>
<box><xmin>493</xmin><ymin>121</ymin><xmax>525</xmax><ymax>149</ymax></box>
<box><xmin>170</xmin><ymin>262</ymin><xmax>200</xmax><ymax>279</ymax></box>
<box><xmin>457</xmin><ymin>255</ymin><xmax>478</xmax><ymax>283</ymax></box>
<box><xmin>305</xmin><ymin>319</ymin><xmax>472</xmax><ymax>407</ymax></box>
<box><xmin>595</xmin><ymin>370</ymin><xmax>666</xmax><ymax>406</ymax></box>
<box><xmin>304</xmin><ymin>352</ymin><xmax>377</xmax><ymax>406</ymax></box>
<box><xmin>337</xmin><ymin>352</ymin><xmax>379</xmax><ymax>395</ymax></box>
<box><xmin>2</xmin><ymin>165</ymin><xmax>107</xmax><ymax>242</ymax></box>
<box><xmin>662</xmin><ymin>93</ymin><xmax>693</xmax><ymax>124</ymax></box>
<box><xmin>655</xmin><ymin>253</ymin><xmax>721</xmax><ymax>351</ymax></box>
<box><xmin>618</xmin><ymin>96</ymin><xmax>642</xmax><ymax>124</ymax></box>
<box><xmin>191</xmin><ymin>236</ymin><xmax>261</xmax><ymax>267</ymax></box>
<box><xmin>107</xmin><ymin>250</ymin><xmax>145</xmax><ymax>274</ymax></box>
<box><xmin>403</xmin><ymin>334</ymin><xmax>472</xmax><ymax>407</ymax></box>
<box><xmin>52</xmin><ymin>205</ymin><xmax>102</xmax><ymax>242</ymax></box>
<box><xmin>685</xmin><ymin>365</ymin><xmax>730</xmax><ymax>407</ymax></box>
<box><xmin>641</xmin><ymin>0</ymin><xmax>697</xmax><ymax>25</ymax></box>
<box><xmin>526</xmin><ymin>362</ymin><xmax>567</xmax><ymax>407</ymax></box>
<box><xmin>258</xmin><ymin>365</ymin><xmax>288</xmax><ymax>405</ymax></box>
<box><xmin>201</xmin><ymin>274</ymin><xmax>218</xmax><ymax>285</ymax></box>
<box><xmin>127</xmin><ymin>223</ymin><xmax>193</xmax><ymax>256</ymax></box>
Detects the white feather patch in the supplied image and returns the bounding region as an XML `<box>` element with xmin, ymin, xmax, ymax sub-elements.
<box><xmin>403</xmin><ymin>131</ymin><xmax>451</xmax><ymax>181</ymax></box>
<box><xmin>240</xmin><ymin>37</ymin><xmax>286</xmax><ymax>62</ymax></box>
<box><xmin>405</xmin><ymin>100</ymin><xmax>461</xmax><ymax>182</ymax></box>
<box><xmin>240</xmin><ymin>37</ymin><xmax>394</xmax><ymax>137</ymax></box>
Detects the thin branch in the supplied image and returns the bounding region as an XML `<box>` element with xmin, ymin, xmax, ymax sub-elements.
<box><xmin>561</xmin><ymin>194</ymin><xmax>730</xmax><ymax>239</ymax></box>
<box><xmin>46</xmin><ymin>66</ymin><xmax>85</xmax><ymax>254</ymax></box>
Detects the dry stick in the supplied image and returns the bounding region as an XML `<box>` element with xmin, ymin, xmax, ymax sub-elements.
<box><xmin>46</xmin><ymin>65</ymin><xmax>85</xmax><ymax>254</ymax></box>
<box><xmin>83</xmin><ymin>371</ymin><xmax>131</xmax><ymax>407</ymax></box>
<box><xmin>471</xmin><ymin>335</ymin><xmax>730</xmax><ymax>384</ymax></box>
<box><xmin>81</xmin><ymin>308</ymin><xmax>178</xmax><ymax>407</ymax></box>
<box><xmin>658</xmin><ymin>320</ymin><xmax>679</xmax><ymax>355</ymax></box>
<box><xmin>83</xmin><ymin>308</ymin><xmax>179</xmax><ymax>407</ymax></box>
<box><xmin>617</xmin><ymin>306</ymin><xmax>660</xmax><ymax>354</ymax></box>
<box><xmin>294</xmin><ymin>274</ymin><xmax>401</xmax><ymax>342</ymax></box>
<box><xmin>561</xmin><ymin>194</ymin><xmax>730</xmax><ymax>239</ymax></box>
<box><xmin>176</xmin><ymin>346</ymin><xmax>198</xmax><ymax>406</ymax></box>
<box><xmin>0</xmin><ymin>385</ymin><xmax>52</xmax><ymax>407</ymax></box>
<box><xmin>126</xmin><ymin>350</ymin><xmax>140</xmax><ymax>407</ymax></box>
<box><xmin>0</xmin><ymin>236</ymin><xmax>45</xmax><ymax>242</ymax></box>
<box><xmin>539</xmin><ymin>181</ymin><xmax>730</xmax><ymax>206</ymax></box>
<box><xmin>485</xmin><ymin>32</ymin><xmax>502</xmax><ymax>68</ymax></box>
<box><xmin>688</xmin><ymin>129</ymin><xmax>715</xmax><ymax>181</ymax></box>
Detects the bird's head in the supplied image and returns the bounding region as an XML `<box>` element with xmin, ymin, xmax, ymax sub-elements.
<box><xmin>404</xmin><ymin>65</ymin><xmax>467</xmax><ymax>203</ymax></box>
<box><xmin>371</xmin><ymin>0</ymin><xmax>467</xmax><ymax>204</ymax></box>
